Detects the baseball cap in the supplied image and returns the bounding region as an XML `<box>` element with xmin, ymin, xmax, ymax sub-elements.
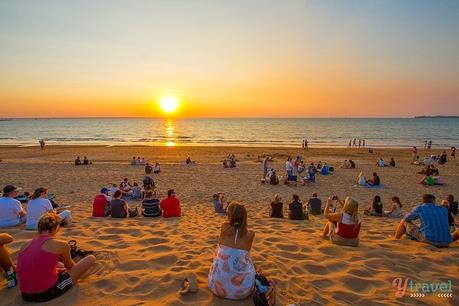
<box><xmin>3</xmin><ymin>185</ymin><xmax>21</xmax><ymax>194</ymax></box>
<box><xmin>100</xmin><ymin>187</ymin><xmax>110</xmax><ymax>194</ymax></box>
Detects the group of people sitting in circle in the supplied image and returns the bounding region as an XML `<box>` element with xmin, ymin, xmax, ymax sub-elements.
<box><xmin>93</xmin><ymin>185</ymin><xmax>181</xmax><ymax>219</ymax></box>
<box><xmin>222</xmin><ymin>154</ymin><xmax>237</xmax><ymax>168</ymax></box>
<box><xmin>376</xmin><ymin>157</ymin><xmax>396</xmax><ymax>167</ymax></box>
<box><xmin>357</xmin><ymin>172</ymin><xmax>381</xmax><ymax>187</ymax></box>
<box><xmin>74</xmin><ymin>156</ymin><xmax>91</xmax><ymax>166</ymax></box>
<box><xmin>417</xmin><ymin>162</ymin><xmax>445</xmax><ymax>186</ymax></box>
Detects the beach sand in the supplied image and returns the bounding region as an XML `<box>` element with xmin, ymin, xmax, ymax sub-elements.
<box><xmin>0</xmin><ymin>145</ymin><xmax>458</xmax><ymax>305</ymax></box>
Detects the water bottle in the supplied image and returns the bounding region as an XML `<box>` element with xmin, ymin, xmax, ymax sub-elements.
<box><xmin>6</xmin><ymin>267</ymin><xmax>17</xmax><ymax>288</ymax></box>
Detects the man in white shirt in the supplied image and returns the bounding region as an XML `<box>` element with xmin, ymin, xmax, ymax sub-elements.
<box><xmin>0</xmin><ymin>185</ymin><xmax>26</xmax><ymax>228</ymax></box>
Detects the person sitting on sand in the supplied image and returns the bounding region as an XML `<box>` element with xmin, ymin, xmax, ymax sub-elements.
<box><xmin>186</xmin><ymin>157</ymin><xmax>193</xmax><ymax>164</ymax></box>
<box><xmin>340</xmin><ymin>160</ymin><xmax>350</xmax><ymax>169</ymax></box>
<box><xmin>440</xmin><ymin>200</ymin><xmax>455</xmax><ymax>232</ymax></box>
<box><xmin>270</xmin><ymin>194</ymin><xmax>283</xmax><ymax>218</ymax></box>
<box><xmin>348</xmin><ymin>159</ymin><xmax>356</xmax><ymax>169</ymax></box>
<box><xmin>26</xmin><ymin>188</ymin><xmax>72</xmax><ymax>230</ymax></box>
<box><xmin>222</xmin><ymin>159</ymin><xmax>228</xmax><ymax>168</ymax></box>
<box><xmin>110</xmin><ymin>190</ymin><xmax>129</xmax><ymax>218</ymax></box>
<box><xmin>125</xmin><ymin>182</ymin><xmax>142</xmax><ymax>201</ymax></box>
<box><xmin>297</xmin><ymin>161</ymin><xmax>305</xmax><ymax>174</ymax></box>
<box><xmin>357</xmin><ymin>172</ymin><xmax>366</xmax><ymax>186</ymax></box>
<box><xmin>423</xmin><ymin>156</ymin><xmax>434</xmax><ymax>166</ymax></box>
<box><xmin>83</xmin><ymin>156</ymin><xmax>91</xmax><ymax>165</ymax></box>
<box><xmin>364</xmin><ymin>195</ymin><xmax>383</xmax><ymax>217</ymax></box>
<box><xmin>160</xmin><ymin>189</ymin><xmax>181</xmax><ymax>218</ymax></box>
<box><xmin>307</xmin><ymin>193</ymin><xmax>322</xmax><ymax>215</ymax></box>
<box><xmin>389</xmin><ymin>157</ymin><xmax>396</xmax><ymax>167</ymax></box>
<box><xmin>142</xmin><ymin>175</ymin><xmax>155</xmax><ymax>190</ymax></box>
<box><xmin>322</xmin><ymin>196</ymin><xmax>361</xmax><ymax>247</ymax></box>
<box><xmin>120</xmin><ymin>178</ymin><xmax>131</xmax><ymax>193</ymax></box>
<box><xmin>145</xmin><ymin>163</ymin><xmax>153</xmax><ymax>174</ymax></box>
<box><xmin>269</xmin><ymin>171</ymin><xmax>279</xmax><ymax>185</ymax></box>
<box><xmin>74</xmin><ymin>156</ymin><xmax>82</xmax><ymax>166</ymax></box>
<box><xmin>229</xmin><ymin>159</ymin><xmax>236</xmax><ymax>168</ymax></box>
<box><xmin>320</xmin><ymin>163</ymin><xmax>330</xmax><ymax>175</ymax></box>
<box><xmin>289</xmin><ymin>194</ymin><xmax>307</xmax><ymax>220</ymax></box>
<box><xmin>142</xmin><ymin>191</ymin><xmax>161</xmax><ymax>217</ymax></box>
<box><xmin>136</xmin><ymin>156</ymin><xmax>141</xmax><ymax>165</ymax></box>
<box><xmin>0</xmin><ymin>233</ymin><xmax>16</xmax><ymax>288</ymax></box>
<box><xmin>438</xmin><ymin>151</ymin><xmax>448</xmax><ymax>165</ymax></box>
<box><xmin>377</xmin><ymin>158</ymin><xmax>385</xmax><ymax>167</ymax></box>
<box><xmin>130</xmin><ymin>157</ymin><xmax>137</xmax><ymax>165</ymax></box>
<box><xmin>208</xmin><ymin>202</ymin><xmax>255</xmax><ymax>300</ymax></box>
<box><xmin>213</xmin><ymin>193</ymin><xmax>228</xmax><ymax>214</ymax></box>
<box><xmin>395</xmin><ymin>194</ymin><xmax>452</xmax><ymax>247</ymax></box>
<box><xmin>446</xmin><ymin>194</ymin><xmax>458</xmax><ymax>216</ymax></box>
<box><xmin>92</xmin><ymin>188</ymin><xmax>111</xmax><ymax>217</ymax></box>
<box><xmin>384</xmin><ymin>196</ymin><xmax>403</xmax><ymax>218</ymax></box>
<box><xmin>366</xmin><ymin>172</ymin><xmax>380</xmax><ymax>186</ymax></box>
<box><xmin>0</xmin><ymin>185</ymin><xmax>26</xmax><ymax>228</ymax></box>
<box><xmin>110</xmin><ymin>183</ymin><xmax>119</xmax><ymax>196</ymax></box>
<box><xmin>153</xmin><ymin>163</ymin><xmax>161</xmax><ymax>174</ymax></box>
<box><xmin>17</xmin><ymin>212</ymin><xmax>96</xmax><ymax>302</ymax></box>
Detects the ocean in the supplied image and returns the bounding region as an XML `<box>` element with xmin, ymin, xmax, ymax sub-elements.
<box><xmin>0</xmin><ymin>118</ymin><xmax>458</xmax><ymax>148</ymax></box>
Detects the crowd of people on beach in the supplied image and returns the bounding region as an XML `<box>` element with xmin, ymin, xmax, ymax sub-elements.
<box><xmin>1</xmin><ymin>145</ymin><xmax>458</xmax><ymax>303</ymax></box>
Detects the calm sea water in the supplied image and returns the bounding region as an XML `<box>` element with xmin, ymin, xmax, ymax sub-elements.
<box><xmin>0</xmin><ymin>118</ymin><xmax>458</xmax><ymax>148</ymax></box>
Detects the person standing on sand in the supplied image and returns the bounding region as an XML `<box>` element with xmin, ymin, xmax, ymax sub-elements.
<box><xmin>411</xmin><ymin>146</ymin><xmax>418</xmax><ymax>162</ymax></box>
<box><xmin>395</xmin><ymin>194</ymin><xmax>452</xmax><ymax>247</ymax></box>
<box><xmin>304</xmin><ymin>139</ymin><xmax>308</xmax><ymax>149</ymax></box>
<box><xmin>358</xmin><ymin>139</ymin><xmax>361</xmax><ymax>148</ymax></box>
<box><xmin>160</xmin><ymin>189</ymin><xmax>181</xmax><ymax>218</ymax></box>
<box><xmin>362</xmin><ymin>139</ymin><xmax>365</xmax><ymax>147</ymax></box>
<box><xmin>451</xmin><ymin>146</ymin><xmax>456</xmax><ymax>159</ymax></box>
<box><xmin>262</xmin><ymin>157</ymin><xmax>269</xmax><ymax>178</ymax></box>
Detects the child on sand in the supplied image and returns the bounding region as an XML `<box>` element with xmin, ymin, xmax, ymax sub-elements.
<box><xmin>17</xmin><ymin>212</ymin><xmax>96</xmax><ymax>302</ymax></box>
<box><xmin>208</xmin><ymin>202</ymin><xmax>255</xmax><ymax>300</ymax></box>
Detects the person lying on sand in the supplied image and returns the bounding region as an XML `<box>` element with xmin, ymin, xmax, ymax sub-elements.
<box><xmin>0</xmin><ymin>233</ymin><xmax>16</xmax><ymax>288</ymax></box>
<box><xmin>364</xmin><ymin>195</ymin><xmax>383</xmax><ymax>217</ymax></box>
<box><xmin>26</xmin><ymin>188</ymin><xmax>72</xmax><ymax>230</ymax></box>
<box><xmin>383</xmin><ymin>196</ymin><xmax>403</xmax><ymax>218</ymax></box>
<box><xmin>17</xmin><ymin>212</ymin><xmax>96</xmax><ymax>302</ymax></box>
<box><xmin>208</xmin><ymin>202</ymin><xmax>255</xmax><ymax>300</ymax></box>
<box><xmin>270</xmin><ymin>194</ymin><xmax>283</xmax><ymax>218</ymax></box>
<box><xmin>0</xmin><ymin>185</ymin><xmax>26</xmax><ymax>228</ymax></box>
<box><xmin>395</xmin><ymin>194</ymin><xmax>452</xmax><ymax>247</ymax></box>
<box><xmin>322</xmin><ymin>196</ymin><xmax>361</xmax><ymax>247</ymax></box>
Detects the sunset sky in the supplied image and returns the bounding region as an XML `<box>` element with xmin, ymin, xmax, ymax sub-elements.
<box><xmin>0</xmin><ymin>0</ymin><xmax>458</xmax><ymax>118</ymax></box>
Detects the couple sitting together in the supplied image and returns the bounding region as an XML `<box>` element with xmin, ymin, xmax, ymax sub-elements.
<box><xmin>0</xmin><ymin>185</ymin><xmax>72</xmax><ymax>230</ymax></box>
<box><xmin>364</xmin><ymin>196</ymin><xmax>403</xmax><ymax>218</ymax></box>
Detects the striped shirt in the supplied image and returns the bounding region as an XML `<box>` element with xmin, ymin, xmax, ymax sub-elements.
<box><xmin>142</xmin><ymin>199</ymin><xmax>161</xmax><ymax>217</ymax></box>
<box><xmin>404</xmin><ymin>203</ymin><xmax>452</xmax><ymax>245</ymax></box>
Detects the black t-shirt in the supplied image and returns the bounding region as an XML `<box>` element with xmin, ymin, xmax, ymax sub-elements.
<box><xmin>110</xmin><ymin>199</ymin><xmax>127</xmax><ymax>218</ymax></box>
<box><xmin>373</xmin><ymin>201</ymin><xmax>383</xmax><ymax>214</ymax></box>
<box><xmin>289</xmin><ymin>201</ymin><xmax>304</xmax><ymax>220</ymax></box>
<box><xmin>270</xmin><ymin>201</ymin><xmax>283</xmax><ymax>218</ymax></box>
<box><xmin>373</xmin><ymin>175</ymin><xmax>380</xmax><ymax>185</ymax></box>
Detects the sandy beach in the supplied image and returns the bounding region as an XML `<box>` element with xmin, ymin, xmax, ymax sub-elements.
<box><xmin>0</xmin><ymin>145</ymin><xmax>458</xmax><ymax>305</ymax></box>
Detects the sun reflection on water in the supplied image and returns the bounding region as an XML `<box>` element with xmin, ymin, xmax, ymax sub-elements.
<box><xmin>164</xmin><ymin>119</ymin><xmax>176</xmax><ymax>146</ymax></box>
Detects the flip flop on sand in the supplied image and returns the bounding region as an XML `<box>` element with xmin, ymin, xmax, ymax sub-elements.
<box><xmin>179</xmin><ymin>273</ymin><xmax>198</xmax><ymax>295</ymax></box>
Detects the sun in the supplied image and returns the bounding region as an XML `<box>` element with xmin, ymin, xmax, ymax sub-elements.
<box><xmin>159</xmin><ymin>97</ymin><xmax>179</xmax><ymax>113</ymax></box>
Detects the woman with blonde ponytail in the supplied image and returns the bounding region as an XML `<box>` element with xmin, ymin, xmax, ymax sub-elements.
<box><xmin>322</xmin><ymin>196</ymin><xmax>361</xmax><ymax>247</ymax></box>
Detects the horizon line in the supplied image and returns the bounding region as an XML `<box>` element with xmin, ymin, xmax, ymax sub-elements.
<box><xmin>1</xmin><ymin>115</ymin><xmax>457</xmax><ymax>120</ymax></box>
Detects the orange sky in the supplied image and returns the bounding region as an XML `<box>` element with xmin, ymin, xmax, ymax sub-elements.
<box><xmin>0</xmin><ymin>1</ymin><xmax>458</xmax><ymax>118</ymax></box>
